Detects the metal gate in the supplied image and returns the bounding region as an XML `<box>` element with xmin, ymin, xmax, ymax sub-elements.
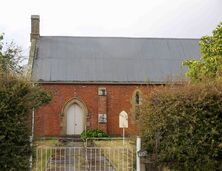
<box><xmin>33</xmin><ymin>146</ymin><xmax>135</xmax><ymax>171</ymax></box>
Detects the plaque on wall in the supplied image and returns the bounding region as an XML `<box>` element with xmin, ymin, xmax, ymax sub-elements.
<box><xmin>98</xmin><ymin>114</ymin><xmax>107</xmax><ymax>123</ymax></box>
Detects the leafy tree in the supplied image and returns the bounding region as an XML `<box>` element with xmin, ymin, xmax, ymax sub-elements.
<box><xmin>140</xmin><ymin>82</ymin><xmax>222</xmax><ymax>170</ymax></box>
<box><xmin>0</xmin><ymin>34</ymin><xmax>51</xmax><ymax>170</ymax></box>
<box><xmin>183</xmin><ymin>22</ymin><xmax>222</xmax><ymax>81</ymax></box>
<box><xmin>0</xmin><ymin>34</ymin><xmax>23</xmax><ymax>80</ymax></box>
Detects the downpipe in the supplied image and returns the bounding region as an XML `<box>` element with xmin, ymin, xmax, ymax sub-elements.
<box><xmin>29</xmin><ymin>108</ymin><xmax>35</xmax><ymax>170</ymax></box>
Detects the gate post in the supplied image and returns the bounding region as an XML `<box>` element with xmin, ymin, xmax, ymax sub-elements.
<box><xmin>136</xmin><ymin>136</ymin><xmax>141</xmax><ymax>171</ymax></box>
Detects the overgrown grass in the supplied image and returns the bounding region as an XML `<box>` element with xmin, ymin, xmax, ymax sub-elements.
<box><xmin>32</xmin><ymin>139</ymin><xmax>59</xmax><ymax>171</ymax></box>
<box><xmin>94</xmin><ymin>139</ymin><xmax>136</xmax><ymax>171</ymax></box>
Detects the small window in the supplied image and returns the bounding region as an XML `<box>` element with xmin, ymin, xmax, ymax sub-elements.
<box><xmin>135</xmin><ymin>92</ymin><xmax>140</xmax><ymax>105</ymax></box>
<box><xmin>133</xmin><ymin>90</ymin><xmax>142</xmax><ymax>120</ymax></box>
<box><xmin>98</xmin><ymin>88</ymin><xmax>107</xmax><ymax>96</ymax></box>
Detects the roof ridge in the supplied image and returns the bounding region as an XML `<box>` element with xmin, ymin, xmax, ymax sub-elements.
<box><xmin>39</xmin><ymin>35</ymin><xmax>200</xmax><ymax>40</ymax></box>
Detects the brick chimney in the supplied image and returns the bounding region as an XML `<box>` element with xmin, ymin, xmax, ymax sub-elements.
<box><xmin>30</xmin><ymin>15</ymin><xmax>40</xmax><ymax>41</ymax></box>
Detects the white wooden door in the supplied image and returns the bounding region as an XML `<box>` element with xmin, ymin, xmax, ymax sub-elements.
<box><xmin>67</xmin><ymin>104</ymin><xmax>84</xmax><ymax>135</ymax></box>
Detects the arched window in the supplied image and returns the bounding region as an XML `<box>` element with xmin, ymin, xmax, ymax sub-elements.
<box><xmin>135</xmin><ymin>92</ymin><xmax>140</xmax><ymax>105</ymax></box>
<box><xmin>133</xmin><ymin>90</ymin><xmax>142</xmax><ymax>120</ymax></box>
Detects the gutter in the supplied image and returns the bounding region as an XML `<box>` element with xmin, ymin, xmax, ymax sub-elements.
<box><xmin>29</xmin><ymin>80</ymin><xmax>185</xmax><ymax>85</ymax></box>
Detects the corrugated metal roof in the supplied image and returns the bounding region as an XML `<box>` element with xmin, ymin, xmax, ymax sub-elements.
<box><xmin>31</xmin><ymin>36</ymin><xmax>201</xmax><ymax>83</ymax></box>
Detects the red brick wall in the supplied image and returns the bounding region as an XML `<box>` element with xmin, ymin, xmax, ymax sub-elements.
<box><xmin>34</xmin><ymin>84</ymin><xmax>154</xmax><ymax>137</ymax></box>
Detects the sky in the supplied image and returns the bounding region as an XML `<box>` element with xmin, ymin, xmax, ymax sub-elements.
<box><xmin>0</xmin><ymin>0</ymin><xmax>221</xmax><ymax>59</ymax></box>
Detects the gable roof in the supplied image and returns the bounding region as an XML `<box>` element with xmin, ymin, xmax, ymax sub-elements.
<box><xmin>31</xmin><ymin>36</ymin><xmax>201</xmax><ymax>84</ymax></box>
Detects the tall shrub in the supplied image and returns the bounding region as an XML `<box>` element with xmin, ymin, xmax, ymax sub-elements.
<box><xmin>0</xmin><ymin>34</ymin><xmax>51</xmax><ymax>170</ymax></box>
<box><xmin>0</xmin><ymin>76</ymin><xmax>51</xmax><ymax>170</ymax></box>
<box><xmin>140</xmin><ymin>81</ymin><xmax>222</xmax><ymax>170</ymax></box>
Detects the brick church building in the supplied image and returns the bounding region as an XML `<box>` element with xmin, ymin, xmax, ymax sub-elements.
<box><xmin>29</xmin><ymin>15</ymin><xmax>200</xmax><ymax>137</ymax></box>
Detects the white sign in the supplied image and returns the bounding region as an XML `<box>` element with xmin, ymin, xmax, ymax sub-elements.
<box><xmin>137</xmin><ymin>150</ymin><xmax>148</xmax><ymax>157</ymax></box>
<box><xmin>119</xmin><ymin>111</ymin><xmax>128</xmax><ymax>128</ymax></box>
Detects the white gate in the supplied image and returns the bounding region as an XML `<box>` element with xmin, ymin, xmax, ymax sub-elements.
<box><xmin>33</xmin><ymin>146</ymin><xmax>135</xmax><ymax>171</ymax></box>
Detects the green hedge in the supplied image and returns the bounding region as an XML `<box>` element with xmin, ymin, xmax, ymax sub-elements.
<box><xmin>140</xmin><ymin>81</ymin><xmax>222</xmax><ymax>170</ymax></box>
<box><xmin>0</xmin><ymin>78</ymin><xmax>51</xmax><ymax>170</ymax></box>
<box><xmin>81</xmin><ymin>129</ymin><xmax>108</xmax><ymax>140</ymax></box>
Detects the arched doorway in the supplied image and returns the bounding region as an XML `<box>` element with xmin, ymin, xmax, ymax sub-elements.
<box><xmin>61</xmin><ymin>98</ymin><xmax>88</xmax><ymax>135</ymax></box>
<box><xmin>67</xmin><ymin>104</ymin><xmax>84</xmax><ymax>135</ymax></box>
